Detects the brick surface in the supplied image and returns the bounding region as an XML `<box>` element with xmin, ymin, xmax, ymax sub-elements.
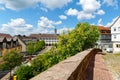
<box><xmin>85</xmin><ymin>53</ymin><xmax>113</xmax><ymax>80</ymax></box>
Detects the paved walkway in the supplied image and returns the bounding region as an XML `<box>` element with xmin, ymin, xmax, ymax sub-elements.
<box><xmin>85</xmin><ymin>53</ymin><xmax>114</xmax><ymax>80</ymax></box>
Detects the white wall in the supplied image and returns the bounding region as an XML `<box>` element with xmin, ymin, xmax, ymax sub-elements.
<box><xmin>112</xmin><ymin>34</ymin><xmax>120</xmax><ymax>41</ymax></box>
<box><xmin>113</xmin><ymin>42</ymin><xmax>120</xmax><ymax>53</ymax></box>
<box><xmin>111</xmin><ymin>17</ymin><xmax>120</xmax><ymax>34</ymax></box>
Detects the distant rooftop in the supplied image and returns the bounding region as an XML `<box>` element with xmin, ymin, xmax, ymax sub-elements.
<box><xmin>0</xmin><ymin>33</ymin><xmax>12</xmax><ymax>38</ymax></box>
<box><xmin>97</xmin><ymin>26</ymin><xmax>110</xmax><ymax>30</ymax></box>
<box><xmin>30</xmin><ymin>33</ymin><xmax>59</xmax><ymax>38</ymax></box>
<box><xmin>97</xmin><ymin>26</ymin><xmax>111</xmax><ymax>34</ymax></box>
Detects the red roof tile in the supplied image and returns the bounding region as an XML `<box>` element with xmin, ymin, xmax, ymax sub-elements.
<box><xmin>97</xmin><ymin>26</ymin><xmax>110</xmax><ymax>30</ymax></box>
<box><xmin>0</xmin><ymin>33</ymin><xmax>12</xmax><ymax>38</ymax></box>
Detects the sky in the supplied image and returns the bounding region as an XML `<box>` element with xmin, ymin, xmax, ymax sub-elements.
<box><xmin>0</xmin><ymin>0</ymin><xmax>120</xmax><ymax>36</ymax></box>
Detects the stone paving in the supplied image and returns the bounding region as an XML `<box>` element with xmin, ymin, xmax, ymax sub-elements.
<box><xmin>85</xmin><ymin>53</ymin><xmax>114</xmax><ymax>80</ymax></box>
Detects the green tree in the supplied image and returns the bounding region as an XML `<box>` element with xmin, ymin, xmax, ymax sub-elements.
<box><xmin>0</xmin><ymin>51</ymin><xmax>23</xmax><ymax>78</ymax></box>
<box><xmin>34</xmin><ymin>40</ymin><xmax>45</xmax><ymax>52</ymax></box>
<box><xmin>30</xmin><ymin>22</ymin><xmax>100</xmax><ymax>77</ymax></box>
<box><xmin>27</xmin><ymin>42</ymin><xmax>35</xmax><ymax>55</ymax></box>
<box><xmin>15</xmin><ymin>65</ymin><xmax>33</xmax><ymax>80</ymax></box>
<box><xmin>75</xmin><ymin>22</ymin><xmax>100</xmax><ymax>50</ymax></box>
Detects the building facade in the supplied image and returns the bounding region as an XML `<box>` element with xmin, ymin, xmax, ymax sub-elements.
<box><xmin>111</xmin><ymin>16</ymin><xmax>120</xmax><ymax>53</ymax></box>
<box><xmin>30</xmin><ymin>34</ymin><xmax>59</xmax><ymax>46</ymax></box>
<box><xmin>97</xmin><ymin>26</ymin><xmax>112</xmax><ymax>51</ymax></box>
<box><xmin>0</xmin><ymin>33</ymin><xmax>20</xmax><ymax>56</ymax></box>
<box><xmin>14</xmin><ymin>35</ymin><xmax>38</xmax><ymax>52</ymax></box>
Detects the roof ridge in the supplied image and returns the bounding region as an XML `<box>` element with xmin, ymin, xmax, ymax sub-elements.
<box><xmin>110</xmin><ymin>16</ymin><xmax>120</xmax><ymax>27</ymax></box>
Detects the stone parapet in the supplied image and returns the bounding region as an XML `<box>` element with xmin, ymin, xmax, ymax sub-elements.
<box><xmin>31</xmin><ymin>49</ymin><xmax>102</xmax><ymax>80</ymax></box>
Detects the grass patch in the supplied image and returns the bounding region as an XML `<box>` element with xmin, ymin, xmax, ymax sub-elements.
<box><xmin>103</xmin><ymin>53</ymin><xmax>120</xmax><ymax>80</ymax></box>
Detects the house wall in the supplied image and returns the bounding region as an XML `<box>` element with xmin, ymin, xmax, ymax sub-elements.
<box><xmin>98</xmin><ymin>33</ymin><xmax>112</xmax><ymax>50</ymax></box>
<box><xmin>40</xmin><ymin>37</ymin><xmax>58</xmax><ymax>46</ymax></box>
<box><xmin>111</xmin><ymin>17</ymin><xmax>120</xmax><ymax>53</ymax></box>
<box><xmin>113</xmin><ymin>42</ymin><xmax>120</xmax><ymax>53</ymax></box>
<box><xmin>18</xmin><ymin>38</ymin><xmax>27</xmax><ymax>52</ymax></box>
<box><xmin>112</xmin><ymin>34</ymin><xmax>120</xmax><ymax>41</ymax></box>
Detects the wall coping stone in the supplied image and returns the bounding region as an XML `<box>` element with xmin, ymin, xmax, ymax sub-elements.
<box><xmin>30</xmin><ymin>49</ymin><xmax>94</xmax><ymax>80</ymax></box>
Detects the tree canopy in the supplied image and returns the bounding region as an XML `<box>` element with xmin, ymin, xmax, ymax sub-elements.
<box><xmin>31</xmin><ymin>22</ymin><xmax>100</xmax><ymax>76</ymax></box>
<box><xmin>15</xmin><ymin>22</ymin><xmax>100</xmax><ymax>79</ymax></box>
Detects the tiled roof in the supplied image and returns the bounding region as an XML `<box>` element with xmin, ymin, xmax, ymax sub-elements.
<box><xmin>16</xmin><ymin>35</ymin><xmax>38</xmax><ymax>45</ymax></box>
<box><xmin>97</xmin><ymin>26</ymin><xmax>110</xmax><ymax>30</ymax></box>
<box><xmin>97</xmin><ymin>26</ymin><xmax>111</xmax><ymax>34</ymax></box>
<box><xmin>0</xmin><ymin>33</ymin><xmax>12</xmax><ymax>38</ymax></box>
<box><xmin>0</xmin><ymin>37</ymin><xmax>5</xmax><ymax>42</ymax></box>
<box><xmin>30</xmin><ymin>34</ymin><xmax>59</xmax><ymax>38</ymax></box>
<box><xmin>19</xmin><ymin>36</ymin><xmax>37</xmax><ymax>40</ymax></box>
<box><xmin>0</xmin><ymin>33</ymin><xmax>12</xmax><ymax>42</ymax></box>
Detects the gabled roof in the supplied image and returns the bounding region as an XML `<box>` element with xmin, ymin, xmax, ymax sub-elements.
<box><xmin>0</xmin><ymin>37</ymin><xmax>7</xmax><ymax>42</ymax></box>
<box><xmin>97</xmin><ymin>26</ymin><xmax>111</xmax><ymax>34</ymax></box>
<box><xmin>0</xmin><ymin>33</ymin><xmax>12</xmax><ymax>38</ymax></box>
<box><xmin>97</xmin><ymin>26</ymin><xmax>110</xmax><ymax>31</ymax></box>
<box><xmin>110</xmin><ymin>16</ymin><xmax>120</xmax><ymax>27</ymax></box>
<box><xmin>0</xmin><ymin>33</ymin><xmax>12</xmax><ymax>42</ymax></box>
<box><xmin>16</xmin><ymin>35</ymin><xmax>38</xmax><ymax>45</ymax></box>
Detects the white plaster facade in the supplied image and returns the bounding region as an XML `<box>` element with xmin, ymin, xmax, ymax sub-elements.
<box><xmin>111</xmin><ymin>16</ymin><xmax>120</xmax><ymax>53</ymax></box>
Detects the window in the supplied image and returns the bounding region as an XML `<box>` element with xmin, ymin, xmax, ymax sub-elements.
<box><xmin>118</xmin><ymin>27</ymin><xmax>120</xmax><ymax>31</ymax></box>
<box><xmin>113</xmin><ymin>35</ymin><xmax>116</xmax><ymax>39</ymax></box>
<box><xmin>114</xmin><ymin>28</ymin><xmax>116</xmax><ymax>31</ymax></box>
<box><xmin>116</xmin><ymin>44</ymin><xmax>120</xmax><ymax>48</ymax></box>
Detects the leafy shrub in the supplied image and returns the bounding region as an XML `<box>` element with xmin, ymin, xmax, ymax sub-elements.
<box><xmin>15</xmin><ymin>65</ymin><xmax>34</xmax><ymax>80</ymax></box>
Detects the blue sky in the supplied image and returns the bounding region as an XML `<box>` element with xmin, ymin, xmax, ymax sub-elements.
<box><xmin>0</xmin><ymin>0</ymin><xmax>119</xmax><ymax>35</ymax></box>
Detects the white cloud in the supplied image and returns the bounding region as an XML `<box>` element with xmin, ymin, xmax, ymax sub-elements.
<box><xmin>97</xmin><ymin>18</ymin><xmax>103</xmax><ymax>26</ymax></box>
<box><xmin>0</xmin><ymin>7</ymin><xmax>5</xmax><ymax>11</ymax></box>
<box><xmin>0</xmin><ymin>0</ymin><xmax>37</xmax><ymax>10</ymax></box>
<box><xmin>0</xmin><ymin>0</ymin><xmax>72</xmax><ymax>10</ymax></box>
<box><xmin>0</xmin><ymin>17</ymin><xmax>63</xmax><ymax>35</ymax></box>
<box><xmin>66</xmin><ymin>0</ymin><xmax>105</xmax><ymax>20</ymax></box>
<box><xmin>77</xmin><ymin>0</ymin><xmax>101</xmax><ymax>13</ymax></box>
<box><xmin>38</xmin><ymin>16</ymin><xmax>62</xmax><ymax>29</ymax></box>
<box><xmin>59</xmin><ymin>15</ymin><xmax>67</xmax><ymax>20</ymax></box>
<box><xmin>39</xmin><ymin>0</ymin><xmax>72</xmax><ymax>9</ymax></box>
<box><xmin>66</xmin><ymin>8</ymin><xmax>79</xmax><ymax>16</ymax></box>
<box><xmin>105</xmin><ymin>16</ymin><xmax>118</xmax><ymax>27</ymax></box>
<box><xmin>0</xmin><ymin>18</ymin><xmax>34</xmax><ymax>35</ymax></box>
<box><xmin>96</xmin><ymin>10</ymin><xmax>105</xmax><ymax>15</ymax></box>
<box><xmin>77</xmin><ymin>11</ymin><xmax>95</xmax><ymax>20</ymax></box>
<box><xmin>57</xmin><ymin>27</ymin><xmax>73</xmax><ymax>34</ymax></box>
<box><xmin>103</xmin><ymin>0</ymin><xmax>118</xmax><ymax>9</ymax></box>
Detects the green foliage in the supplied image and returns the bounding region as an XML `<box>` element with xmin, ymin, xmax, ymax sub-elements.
<box><xmin>27</xmin><ymin>40</ymin><xmax>45</xmax><ymax>55</ymax></box>
<box><xmin>74</xmin><ymin>22</ymin><xmax>100</xmax><ymax>50</ymax></box>
<box><xmin>1</xmin><ymin>51</ymin><xmax>23</xmax><ymax>70</ymax></box>
<box><xmin>15</xmin><ymin>65</ymin><xmax>34</xmax><ymax>80</ymax></box>
<box><xmin>30</xmin><ymin>22</ymin><xmax>100</xmax><ymax>77</ymax></box>
<box><xmin>34</xmin><ymin>40</ymin><xmax>45</xmax><ymax>52</ymax></box>
<box><xmin>27</xmin><ymin>42</ymin><xmax>35</xmax><ymax>55</ymax></box>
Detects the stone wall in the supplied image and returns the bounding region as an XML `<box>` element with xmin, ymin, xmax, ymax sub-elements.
<box><xmin>30</xmin><ymin>49</ymin><xmax>102</xmax><ymax>80</ymax></box>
